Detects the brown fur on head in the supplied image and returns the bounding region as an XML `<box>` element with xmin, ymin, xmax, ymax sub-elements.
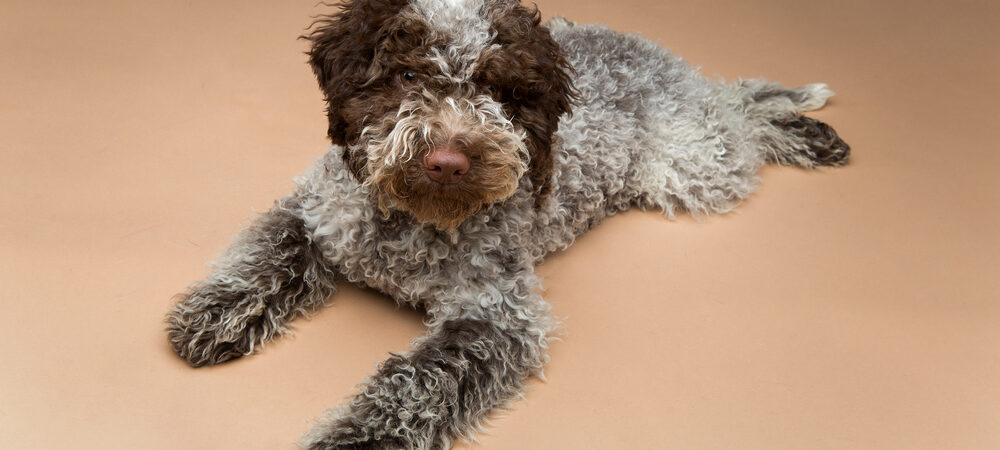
<box><xmin>305</xmin><ymin>0</ymin><xmax>574</xmax><ymax>229</ymax></box>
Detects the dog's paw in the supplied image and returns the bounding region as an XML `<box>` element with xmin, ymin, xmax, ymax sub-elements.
<box><xmin>299</xmin><ymin>425</ymin><xmax>405</xmax><ymax>449</ymax></box>
<box><xmin>301</xmin><ymin>436</ymin><xmax>406</xmax><ymax>450</ymax></box>
<box><xmin>299</xmin><ymin>407</ymin><xmax>410</xmax><ymax>450</ymax></box>
<box><xmin>771</xmin><ymin>115</ymin><xmax>851</xmax><ymax>167</ymax></box>
<box><xmin>165</xmin><ymin>290</ymin><xmax>268</xmax><ymax>367</ymax></box>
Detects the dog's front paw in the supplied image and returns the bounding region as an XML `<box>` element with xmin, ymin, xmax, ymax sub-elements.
<box><xmin>301</xmin><ymin>435</ymin><xmax>406</xmax><ymax>450</ymax></box>
<box><xmin>165</xmin><ymin>289</ymin><xmax>267</xmax><ymax>367</ymax></box>
<box><xmin>299</xmin><ymin>422</ymin><xmax>405</xmax><ymax>449</ymax></box>
<box><xmin>299</xmin><ymin>407</ymin><xmax>411</xmax><ymax>450</ymax></box>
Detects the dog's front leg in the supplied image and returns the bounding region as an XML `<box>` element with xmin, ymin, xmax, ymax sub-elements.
<box><xmin>166</xmin><ymin>195</ymin><xmax>337</xmax><ymax>367</ymax></box>
<box><xmin>301</xmin><ymin>274</ymin><xmax>552</xmax><ymax>449</ymax></box>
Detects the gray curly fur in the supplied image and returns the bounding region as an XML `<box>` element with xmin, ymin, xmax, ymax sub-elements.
<box><xmin>167</xmin><ymin>196</ymin><xmax>337</xmax><ymax>367</ymax></box>
<box><xmin>166</xmin><ymin>4</ymin><xmax>849</xmax><ymax>449</ymax></box>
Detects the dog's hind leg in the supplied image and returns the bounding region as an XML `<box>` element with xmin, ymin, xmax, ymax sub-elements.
<box><xmin>166</xmin><ymin>195</ymin><xmax>336</xmax><ymax>367</ymax></box>
<box><xmin>300</xmin><ymin>272</ymin><xmax>552</xmax><ymax>449</ymax></box>
<box><xmin>763</xmin><ymin>114</ymin><xmax>851</xmax><ymax>167</ymax></box>
<box><xmin>627</xmin><ymin>78</ymin><xmax>848</xmax><ymax>219</ymax></box>
<box><xmin>738</xmin><ymin>80</ymin><xmax>851</xmax><ymax>168</ymax></box>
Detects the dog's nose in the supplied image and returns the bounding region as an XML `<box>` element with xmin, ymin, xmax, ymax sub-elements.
<box><xmin>423</xmin><ymin>148</ymin><xmax>470</xmax><ymax>185</ymax></box>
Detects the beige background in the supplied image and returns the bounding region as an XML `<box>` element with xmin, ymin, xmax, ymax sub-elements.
<box><xmin>2</xmin><ymin>0</ymin><xmax>999</xmax><ymax>448</ymax></box>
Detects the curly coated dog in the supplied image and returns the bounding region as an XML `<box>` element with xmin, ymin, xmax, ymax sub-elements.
<box><xmin>166</xmin><ymin>0</ymin><xmax>850</xmax><ymax>448</ymax></box>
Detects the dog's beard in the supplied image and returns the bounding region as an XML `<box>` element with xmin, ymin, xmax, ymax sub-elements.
<box><xmin>353</xmin><ymin>93</ymin><xmax>528</xmax><ymax>230</ymax></box>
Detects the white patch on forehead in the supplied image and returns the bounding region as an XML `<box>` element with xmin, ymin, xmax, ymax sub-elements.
<box><xmin>409</xmin><ymin>0</ymin><xmax>496</xmax><ymax>80</ymax></box>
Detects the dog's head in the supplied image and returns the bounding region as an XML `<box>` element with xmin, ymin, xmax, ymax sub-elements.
<box><xmin>306</xmin><ymin>0</ymin><xmax>574</xmax><ymax>229</ymax></box>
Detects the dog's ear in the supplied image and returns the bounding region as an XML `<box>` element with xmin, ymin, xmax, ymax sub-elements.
<box><xmin>495</xmin><ymin>5</ymin><xmax>576</xmax><ymax>205</ymax></box>
<box><xmin>304</xmin><ymin>0</ymin><xmax>407</xmax><ymax>150</ymax></box>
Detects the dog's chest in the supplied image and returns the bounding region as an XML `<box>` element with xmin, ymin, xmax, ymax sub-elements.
<box><xmin>298</xmin><ymin>155</ymin><xmax>526</xmax><ymax>305</ymax></box>
<box><xmin>322</xmin><ymin>218</ymin><xmax>526</xmax><ymax>306</ymax></box>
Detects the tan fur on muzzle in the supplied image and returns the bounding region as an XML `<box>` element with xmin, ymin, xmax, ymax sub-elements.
<box><xmin>354</xmin><ymin>90</ymin><xmax>528</xmax><ymax>229</ymax></box>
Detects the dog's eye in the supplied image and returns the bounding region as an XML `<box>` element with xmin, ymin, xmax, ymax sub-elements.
<box><xmin>400</xmin><ymin>71</ymin><xmax>417</xmax><ymax>83</ymax></box>
<box><xmin>485</xmin><ymin>84</ymin><xmax>498</xmax><ymax>95</ymax></box>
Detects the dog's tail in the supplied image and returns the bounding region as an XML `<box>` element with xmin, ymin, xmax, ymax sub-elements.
<box><xmin>739</xmin><ymin>80</ymin><xmax>851</xmax><ymax>168</ymax></box>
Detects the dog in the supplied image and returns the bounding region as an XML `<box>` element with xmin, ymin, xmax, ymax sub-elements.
<box><xmin>165</xmin><ymin>0</ymin><xmax>850</xmax><ymax>448</ymax></box>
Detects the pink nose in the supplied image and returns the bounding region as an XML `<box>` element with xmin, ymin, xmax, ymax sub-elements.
<box><xmin>423</xmin><ymin>148</ymin><xmax>470</xmax><ymax>185</ymax></box>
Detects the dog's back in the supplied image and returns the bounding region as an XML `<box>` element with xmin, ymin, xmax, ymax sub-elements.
<box><xmin>525</xmin><ymin>22</ymin><xmax>848</xmax><ymax>259</ymax></box>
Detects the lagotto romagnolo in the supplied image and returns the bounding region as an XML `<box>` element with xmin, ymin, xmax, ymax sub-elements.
<box><xmin>165</xmin><ymin>0</ymin><xmax>850</xmax><ymax>448</ymax></box>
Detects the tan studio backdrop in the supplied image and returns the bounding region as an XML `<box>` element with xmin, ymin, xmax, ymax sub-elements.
<box><xmin>1</xmin><ymin>0</ymin><xmax>998</xmax><ymax>448</ymax></box>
